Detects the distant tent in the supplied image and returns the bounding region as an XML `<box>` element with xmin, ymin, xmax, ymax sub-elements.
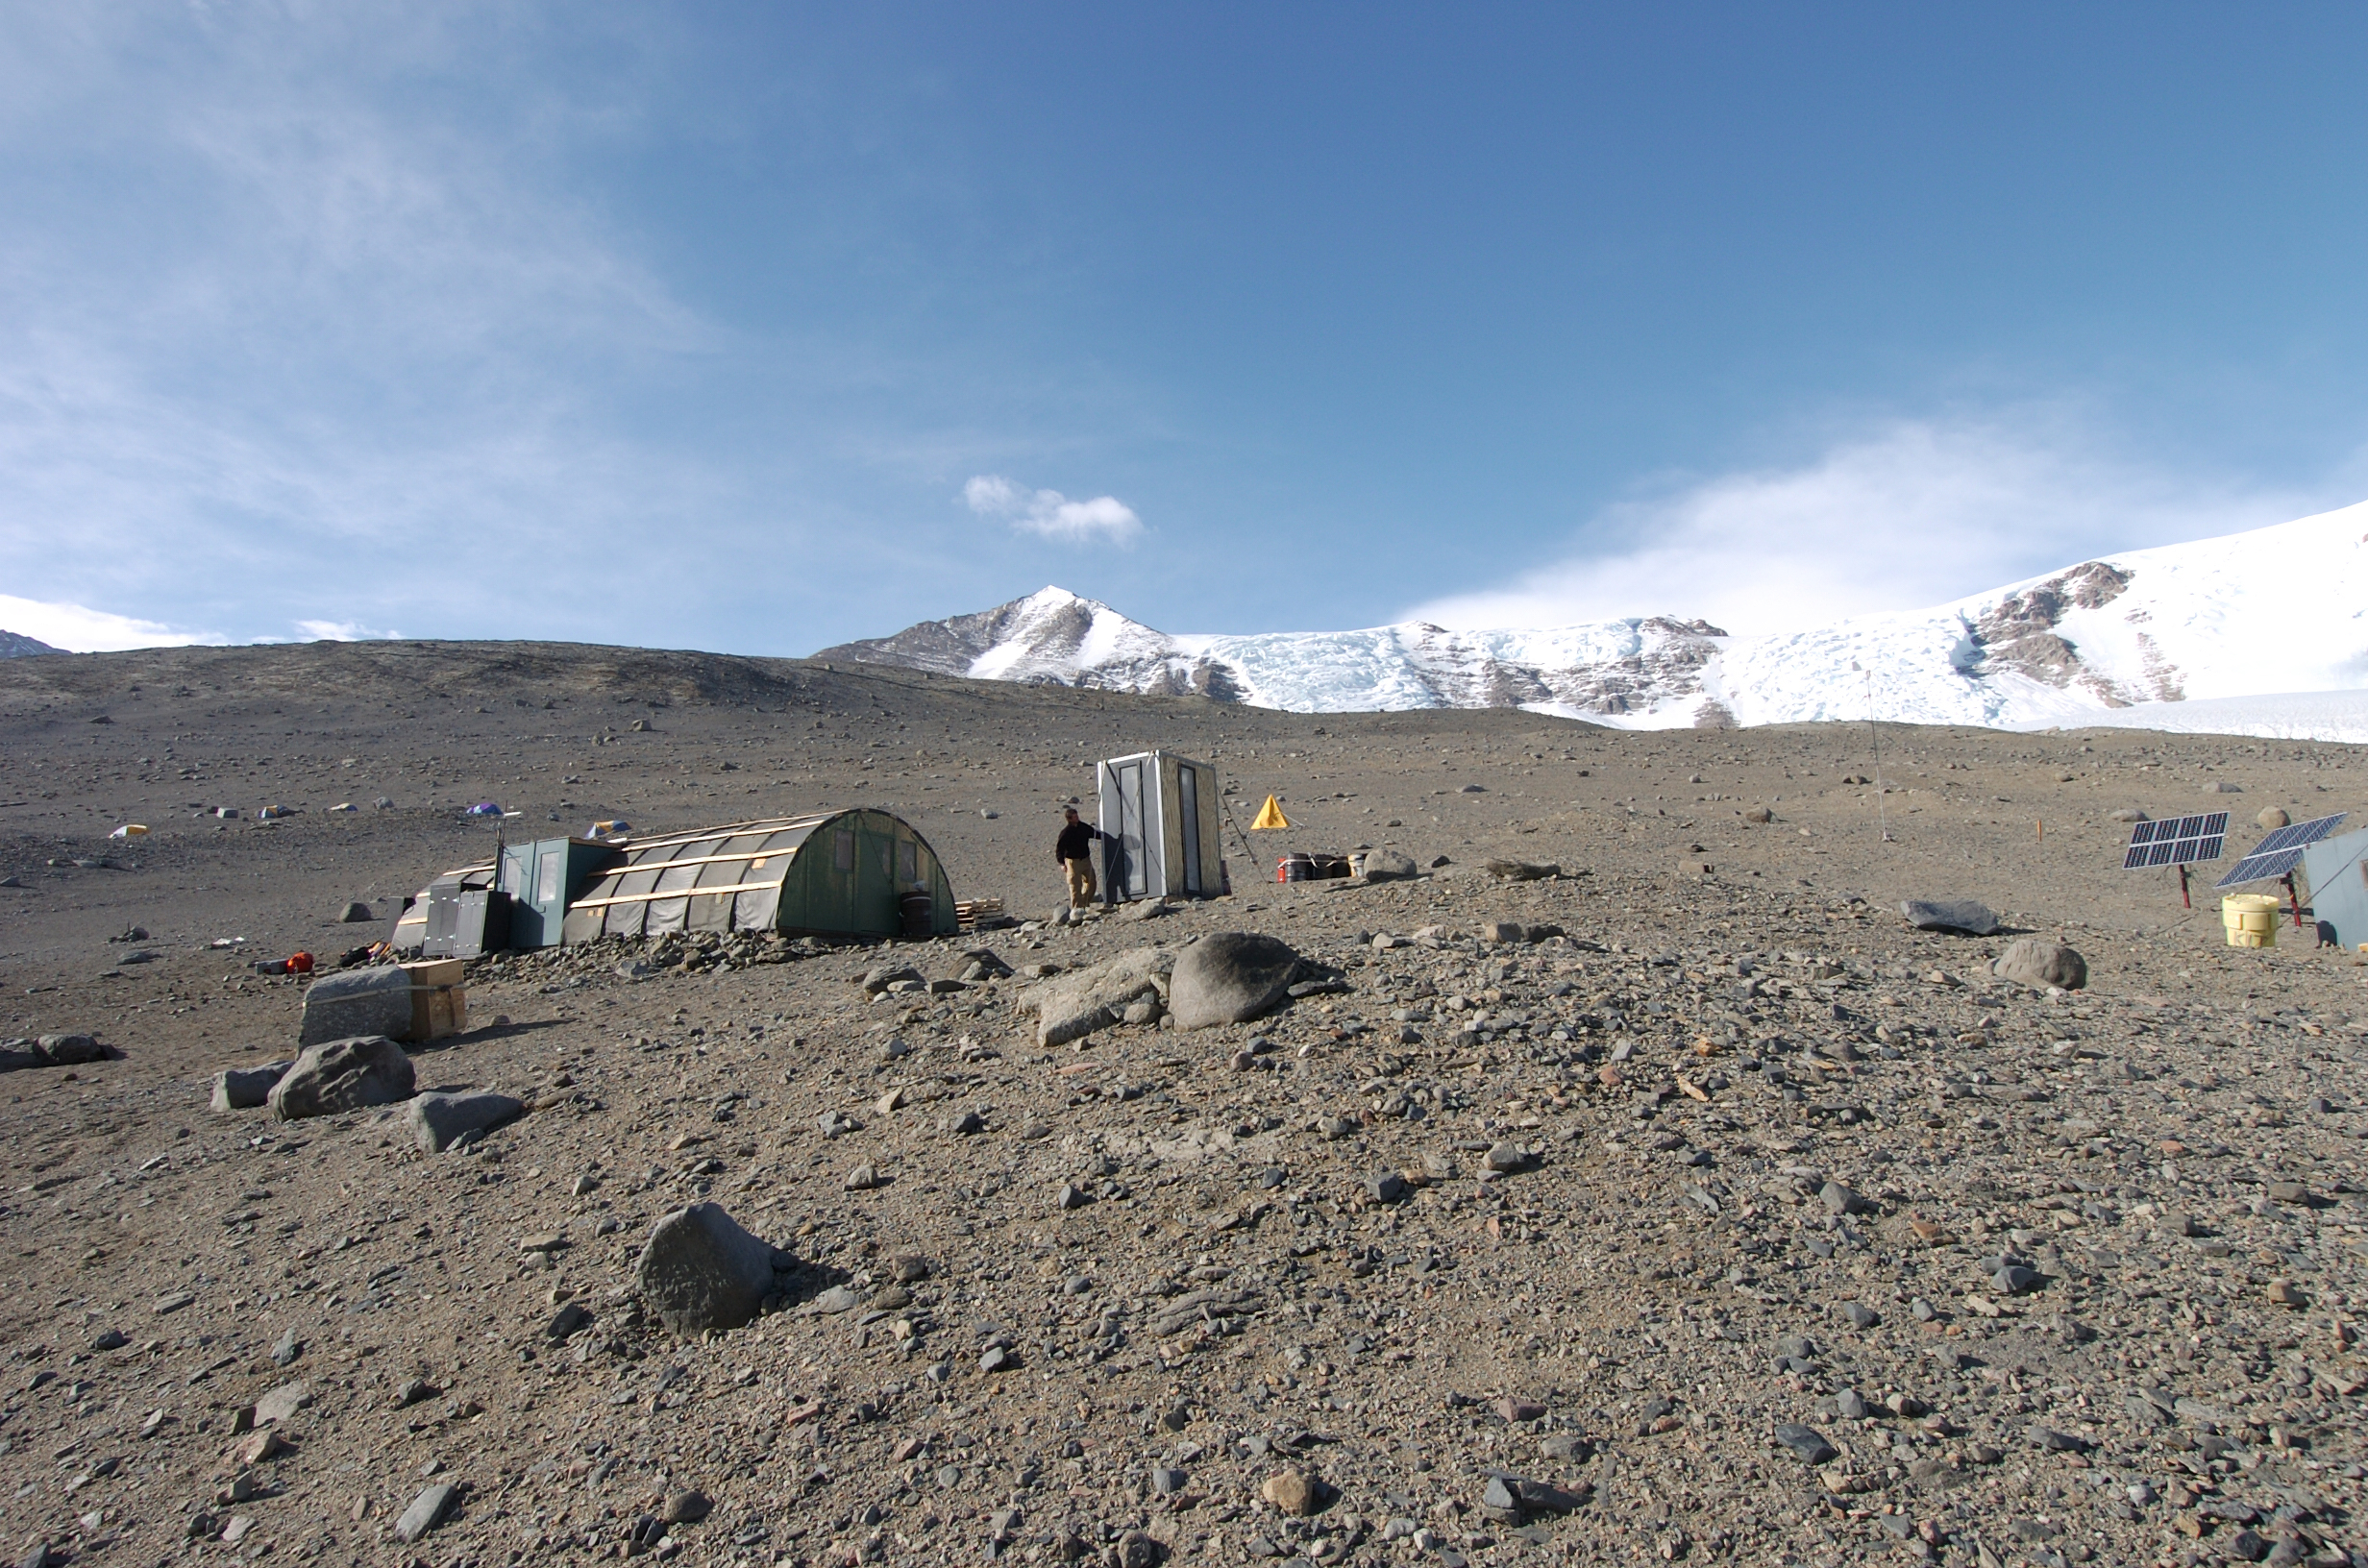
<box><xmin>1249</xmin><ymin>795</ymin><xmax>1291</xmax><ymax>830</ymax></box>
<box><xmin>560</xmin><ymin>809</ymin><xmax>955</xmax><ymax>943</ymax></box>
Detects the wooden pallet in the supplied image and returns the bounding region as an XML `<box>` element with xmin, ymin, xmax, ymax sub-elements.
<box><xmin>954</xmin><ymin>897</ymin><xmax>1006</xmax><ymax>929</ymax></box>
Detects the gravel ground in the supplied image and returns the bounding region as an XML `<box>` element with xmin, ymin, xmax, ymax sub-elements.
<box><xmin>3</xmin><ymin>642</ymin><xmax>2367</xmax><ymax>1568</ymax></box>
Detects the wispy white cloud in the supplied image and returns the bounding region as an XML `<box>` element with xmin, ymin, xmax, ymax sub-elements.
<box><xmin>0</xmin><ymin>593</ymin><xmax>221</xmax><ymax>651</ymax></box>
<box><xmin>963</xmin><ymin>474</ymin><xmax>1143</xmax><ymax>543</ymax></box>
<box><xmin>1409</xmin><ymin>415</ymin><xmax>2321</xmax><ymax>635</ymax></box>
<box><xmin>292</xmin><ymin>619</ymin><xmax>402</xmax><ymax>642</ymax></box>
<box><xmin>0</xmin><ymin>4</ymin><xmax>734</xmax><ymax>642</ymax></box>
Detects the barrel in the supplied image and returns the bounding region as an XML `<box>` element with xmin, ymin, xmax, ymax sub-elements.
<box><xmin>1279</xmin><ymin>854</ymin><xmax>1313</xmax><ymax>883</ymax></box>
<box><xmin>2222</xmin><ymin>894</ymin><xmax>2281</xmax><ymax>948</ymax></box>
<box><xmin>899</xmin><ymin>891</ymin><xmax>936</xmax><ymax>939</ymax></box>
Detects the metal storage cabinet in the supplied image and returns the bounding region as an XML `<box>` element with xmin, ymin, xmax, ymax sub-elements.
<box><xmin>2303</xmin><ymin>827</ymin><xmax>2368</xmax><ymax>948</ymax></box>
<box><xmin>497</xmin><ymin>837</ymin><xmax>623</xmax><ymax>950</ymax></box>
<box><xmin>1096</xmin><ymin>750</ymin><xmax>1223</xmax><ymax>901</ymax></box>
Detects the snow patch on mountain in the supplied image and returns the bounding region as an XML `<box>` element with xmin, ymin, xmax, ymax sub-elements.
<box><xmin>814</xmin><ymin>498</ymin><xmax>2368</xmax><ymax>738</ymax></box>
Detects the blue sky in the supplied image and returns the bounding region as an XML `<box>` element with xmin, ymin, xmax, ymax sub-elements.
<box><xmin>5</xmin><ymin>4</ymin><xmax>2368</xmax><ymax>651</ymax></box>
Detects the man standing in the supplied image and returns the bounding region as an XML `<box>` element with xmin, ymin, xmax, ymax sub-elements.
<box><xmin>1055</xmin><ymin>806</ymin><xmax>1105</xmax><ymax>909</ymax></box>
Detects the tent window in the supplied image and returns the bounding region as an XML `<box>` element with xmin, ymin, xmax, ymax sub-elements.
<box><xmin>898</xmin><ymin>840</ymin><xmax>917</xmax><ymax>883</ymax></box>
<box><xmin>834</xmin><ymin>830</ymin><xmax>854</xmax><ymax>872</ymax></box>
<box><xmin>536</xmin><ymin>852</ymin><xmax>561</xmax><ymax>905</ymax></box>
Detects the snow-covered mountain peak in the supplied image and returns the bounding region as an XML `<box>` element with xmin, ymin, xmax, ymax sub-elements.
<box><xmin>814</xmin><ymin>498</ymin><xmax>2368</xmax><ymax>740</ymax></box>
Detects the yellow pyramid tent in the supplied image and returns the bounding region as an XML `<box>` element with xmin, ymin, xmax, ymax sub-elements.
<box><xmin>1249</xmin><ymin>794</ymin><xmax>1291</xmax><ymax>830</ymax></box>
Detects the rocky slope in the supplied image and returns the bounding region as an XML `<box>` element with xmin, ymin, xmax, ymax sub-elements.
<box><xmin>2</xmin><ymin>641</ymin><xmax>2367</xmax><ymax>1568</ymax></box>
<box><xmin>0</xmin><ymin>629</ymin><xmax>60</xmax><ymax>657</ymax></box>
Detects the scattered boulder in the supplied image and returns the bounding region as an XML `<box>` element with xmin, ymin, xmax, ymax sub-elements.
<box><xmin>1991</xmin><ymin>938</ymin><xmax>2087</xmax><ymax>992</ymax></box>
<box><xmin>0</xmin><ymin>1041</ymin><xmax>47</xmax><ymax>1072</ymax></box>
<box><xmin>2107</xmin><ymin>807</ymin><xmax>2148</xmax><ymax>822</ymax></box>
<box><xmin>1898</xmin><ymin>899</ymin><xmax>2000</xmax><ymax>936</ymax></box>
<box><xmin>859</xmin><ymin>965</ymin><xmax>924</xmax><ymax>995</ymax></box>
<box><xmin>337</xmin><ymin>901</ymin><xmax>375</xmax><ymax>923</ymax></box>
<box><xmin>1024</xmin><ymin>946</ymin><xmax>1174</xmax><ymax>1046</ymax></box>
<box><xmin>267</xmin><ymin>1036</ymin><xmax>415</xmax><ymax>1120</ymax></box>
<box><xmin>1741</xmin><ymin>806</ymin><xmax>1773</xmax><ymax>823</ymax></box>
<box><xmin>2257</xmin><ymin>807</ymin><xmax>2291</xmax><ymax>830</ymax></box>
<box><xmin>1483</xmin><ymin>859</ymin><xmax>1558</xmax><ymax>880</ymax></box>
<box><xmin>2211</xmin><ymin>781</ymin><xmax>2243</xmax><ymax>794</ymax></box>
<box><xmin>297</xmin><ymin>968</ymin><xmax>414</xmax><ymax>1047</ymax></box>
<box><xmin>38</xmin><ymin>1034</ymin><xmax>106</xmax><ymax>1065</ymax></box>
<box><xmin>405</xmin><ymin>1090</ymin><xmax>525</xmax><ymax>1153</ymax></box>
<box><xmin>1167</xmin><ymin>933</ymin><xmax>1301</xmax><ymax>1030</ymax></box>
<box><xmin>1361</xmin><ymin>850</ymin><xmax>1419</xmax><ymax>881</ymax></box>
<box><xmin>635</xmin><ymin>1202</ymin><xmax>791</xmax><ymax>1336</ymax></box>
<box><xmin>210</xmin><ymin>1062</ymin><xmax>293</xmax><ymax>1114</ymax></box>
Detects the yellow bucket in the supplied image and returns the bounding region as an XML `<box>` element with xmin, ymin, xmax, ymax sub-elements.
<box><xmin>2223</xmin><ymin>894</ymin><xmax>2282</xmax><ymax>948</ymax></box>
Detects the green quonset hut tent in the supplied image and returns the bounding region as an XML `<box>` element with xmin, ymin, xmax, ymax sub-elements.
<box><xmin>559</xmin><ymin>809</ymin><xmax>956</xmax><ymax>943</ymax></box>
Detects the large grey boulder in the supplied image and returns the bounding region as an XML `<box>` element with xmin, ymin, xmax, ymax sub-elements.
<box><xmin>1168</xmin><ymin>932</ymin><xmax>1302</xmax><ymax>1030</ymax></box>
<box><xmin>298</xmin><ymin>968</ymin><xmax>414</xmax><ymax>1047</ymax></box>
<box><xmin>267</xmin><ymin>1036</ymin><xmax>415</xmax><ymax>1120</ymax></box>
<box><xmin>1992</xmin><ymin>938</ymin><xmax>2087</xmax><ymax>991</ymax></box>
<box><xmin>1898</xmin><ymin>899</ymin><xmax>2000</xmax><ymax>936</ymax></box>
<box><xmin>210</xmin><ymin>1061</ymin><xmax>293</xmax><ymax>1113</ymax></box>
<box><xmin>636</xmin><ymin>1202</ymin><xmax>792</xmax><ymax>1336</ymax></box>
<box><xmin>406</xmin><ymin>1090</ymin><xmax>525</xmax><ymax>1152</ymax></box>
<box><xmin>38</xmin><ymin>1034</ymin><xmax>106</xmax><ymax>1065</ymax></box>
<box><xmin>1024</xmin><ymin>947</ymin><xmax>1173</xmax><ymax>1047</ymax></box>
<box><xmin>1361</xmin><ymin>851</ymin><xmax>1419</xmax><ymax>882</ymax></box>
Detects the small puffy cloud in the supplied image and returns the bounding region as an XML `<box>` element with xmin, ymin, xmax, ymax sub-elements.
<box><xmin>964</xmin><ymin>474</ymin><xmax>1143</xmax><ymax>543</ymax></box>
<box><xmin>0</xmin><ymin>594</ymin><xmax>222</xmax><ymax>651</ymax></box>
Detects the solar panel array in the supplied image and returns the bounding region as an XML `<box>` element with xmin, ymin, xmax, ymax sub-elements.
<box><xmin>2214</xmin><ymin>812</ymin><xmax>2350</xmax><ymax>890</ymax></box>
<box><xmin>2121</xmin><ymin>812</ymin><xmax>2229</xmax><ymax>870</ymax></box>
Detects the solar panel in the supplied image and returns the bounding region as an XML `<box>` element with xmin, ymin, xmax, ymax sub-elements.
<box><xmin>2215</xmin><ymin>812</ymin><xmax>2349</xmax><ymax>890</ymax></box>
<box><xmin>2121</xmin><ymin>811</ymin><xmax>2228</xmax><ymax>870</ymax></box>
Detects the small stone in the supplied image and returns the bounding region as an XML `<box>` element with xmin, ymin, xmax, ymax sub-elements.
<box><xmin>2267</xmin><ymin>1278</ymin><xmax>2309</xmax><ymax>1309</ymax></box>
<box><xmin>1494</xmin><ymin>1395</ymin><xmax>1547</xmax><ymax>1422</ymax></box>
<box><xmin>2266</xmin><ymin>1182</ymin><xmax>2314</xmax><ymax>1205</ymax></box>
<box><xmin>660</xmin><ymin>1490</ymin><xmax>710</xmax><ymax>1526</ymax></box>
<box><xmin>1994</xmin><ymin>1264</ymin><xmax>2043</xmax><ymax>1296</ymax></box>
<box><xmin>1773</xmin><ymin>1424</ymin><xmax>1836</xmax><ymax>1464</ymax></box>
<box><xmin>2032</xmin><ymin>1426</ymin><xmax>2085</xmax><ymax>1452</ymax></box>
<box><xmin>1365</xmin><ymin>1171</ymin><xmax>1408</xmax><ymax>1203</ymax></box>
<box><xmin>394</xmin><ymin>1482</ymin><xmax>457</xmax><ymax>1544</ymax></box>
<box><xmin>547</xmin><ymin>1302</ymin><xmax>592</xmax><ymax>1339</ymax></box>
<box><xmin>1834</xmin><ymin>1388</ymin><xmax>1868</xmax><ymax>1420</ymax></box>
<box><xmin>844</xmin><ymin>1164</ymin><xmax>879</xmax><ymax>1191</ymax></box>
<box><xmin>1260</xmin><ymin>1468</ymin><xmax>1320</xmax><ymax>1515</ymax></box>
<box><xmin>1818</xmin><ymin>1181</ymin><xmax>1864</xmax><ymax>1215</ymax></box>
<box><xmin>234</xmin><ymin>1429</ymin><xmax>285</xmax><ymax>1465</ymax></box>
<box><xmin>1149</xmin><ymin>1466</ymin><xmax>1188</xmax><ymax>1495</ymax></box>
<box><xmin>890</xmin><ymin>1254</ymin><xmax>931</xmax><ymax>1283</ymax></box>
<box><xmin>406</xmin><ymin>1090</ymin><xmax>525</xmax><ymax>1153</ymax></box>
<box><xmin>2257</xmin><ymin>807</ymin><xmax>2291</xmax><ymax>830</ymax></box>
<box><xmin>254</xmin><ymin>1382</ymin><xmax>311</xmax><ymax>1424</ymax></box>
<box><xmin>943</xmin><ymin>1111</ymin><xmax>985</xmax><ymax>1136</ymax></box>
<box><xmin>1483</xmin><ymin>1142</ymin><xmax>1527</xmax><ymax>1174</ymax></box>
<box><xmin>90</xmin><ymin>1328</ymin><xmax>127</xmax><ymax>1352</ymax></box>
<box><xmin>809</xmin><ymin>1286</ymin><xmax>864</xmax><ymax>1313</ymax></box>
<box><xmin>1840</xmin><ymin>1302</ymin><xmax>1880</xmax><ymax>1330</ymax></box>
<box><xmin>338</xmin><ymin>901</ymin><xmax>375</xmax><ymax>923</ymax></box>
<box><xmin>271</xmin><ymin>1328</ymin><xmax>302</xmax><ymax>1365</ymax></box>
<box><xmin>979</xmin><ymin>1345</ymin><xmax>1016</xmax><ymax>1373</ymax></box>
<box><xmin>1054</xmin><ymin>1183</ymin><xmax>1090</xmax><ymax>1211</ymax></box>
<box><xmin>392</xmin><ymin>1377</ymin><xmax>438</xmax><ymax>1408</ymax></box>
<box><xmin>210</xmin><ymin>1061</ymin><xmax>293</xmax><ymax>1113</ymax></box>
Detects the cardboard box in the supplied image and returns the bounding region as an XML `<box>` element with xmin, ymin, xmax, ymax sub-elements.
<box><xmin>402</xmin><ymin>959</ymin><xmax>466</xmax><ymax>989</ymax></box>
